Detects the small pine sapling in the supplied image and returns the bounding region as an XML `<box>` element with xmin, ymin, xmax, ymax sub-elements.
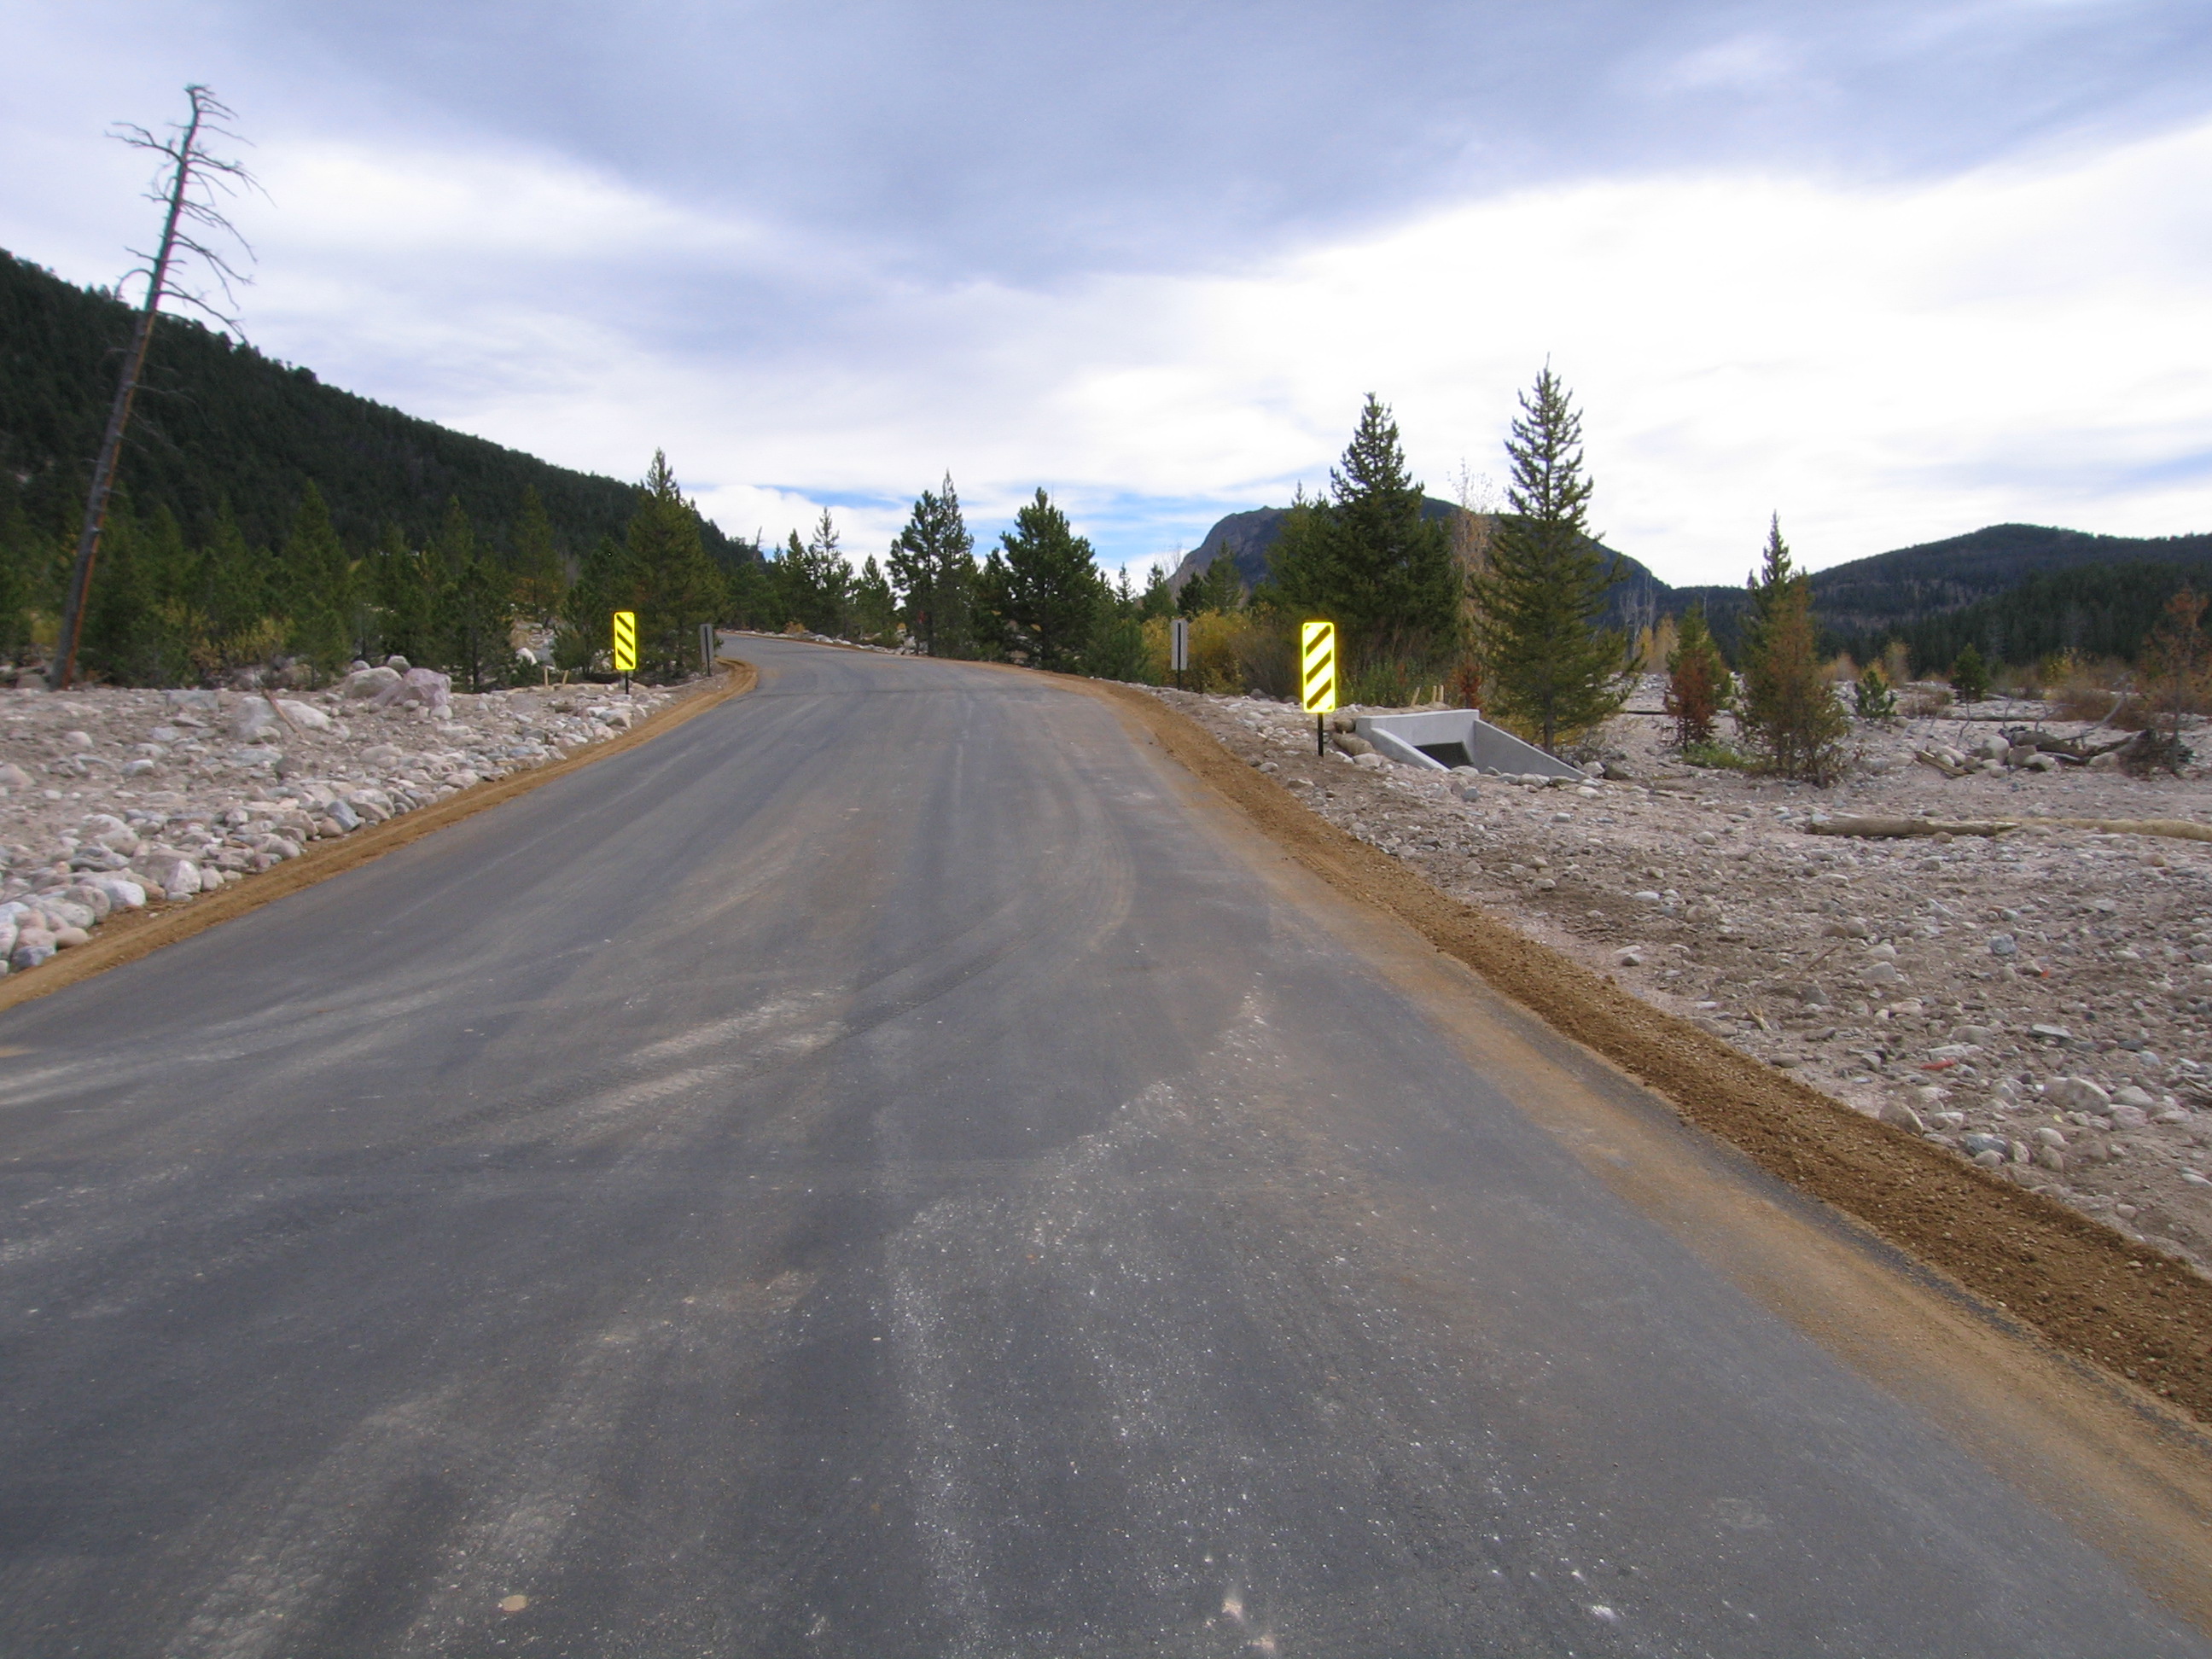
<box><xmin>1950</xmin><ymin>643</ymin><xmax>1991</xmax><ymax>704</ymax></box>
<box><xmin>1662</xmin><ymin>606</ymin><xmax>1729</xmax><ymax>748</ymax></box>
<box><xmin>1854</xmin><ymin>662</ymin><xmax>1898</xmax><ymax>720</ymax></box>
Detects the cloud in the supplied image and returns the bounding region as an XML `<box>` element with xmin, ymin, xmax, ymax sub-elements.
<box><xmin>3</xmin><ymin>1</ymin><xmax>2208</xmax><ymax>583</ymax></box>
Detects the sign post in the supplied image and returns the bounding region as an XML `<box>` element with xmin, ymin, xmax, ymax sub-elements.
<box><xmin>1169</xmin><ymin>616</ymin><xmax>1190</xmax><ymax>690</ymax></box>
<box><xmin>1301</xmin><ymin>620</ymin><xmax>1336</xmax><ymax>756</ymax></box>
<box><xmin>700</xmin><ymin>622</ymin><xmax>717</xmax><ymax>673</ymax></box>
<box><xmin>612</xmin><ymin>609</ymin><xmax>637</xmax><ymax>695</ymax></box>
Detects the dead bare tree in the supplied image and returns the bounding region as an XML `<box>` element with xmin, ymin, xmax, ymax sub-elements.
<box><xmin>50</xmin><ymin>85</ymin><xmax>258</xmax><ymax>689</ymax></box>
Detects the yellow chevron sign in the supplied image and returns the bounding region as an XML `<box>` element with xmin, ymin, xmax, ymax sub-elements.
<box><xmin>611</xmin><ymin>610</ymin><xmax>637</xmax><ymax>674</ymax></box>
<box><xmin>1300</xmin><ymin>620</ymin><xmax>1336</xmax><ymax>714</ymax></box>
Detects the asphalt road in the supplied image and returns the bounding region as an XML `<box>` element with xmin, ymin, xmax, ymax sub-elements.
<box><xmin>0</xmin><ymin>637</ymin><xmax>2202</xmax><ymax>1657</ymax></box>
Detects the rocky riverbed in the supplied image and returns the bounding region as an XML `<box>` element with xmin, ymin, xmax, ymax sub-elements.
<box><xmin>0</xmin><ymin>663</ymin><xmax>679</xmax><ymax>977</ymax></box>
<box><xmin>1158</xmin><ymin>683</ymin><xmax>2212</xmax><ymax>1278</ymax></box>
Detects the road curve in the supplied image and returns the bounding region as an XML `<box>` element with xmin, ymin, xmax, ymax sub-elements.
<box><xmin>0</xmin><ymin>637</ymin><xmax>2202</xmax><ymax>1656</ymax></box>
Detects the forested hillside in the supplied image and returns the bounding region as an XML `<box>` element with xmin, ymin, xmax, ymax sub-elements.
<box><xmin>0</xmin><ymin>247</ymin><xmax>748</xmax><ymax>565</ymax></box>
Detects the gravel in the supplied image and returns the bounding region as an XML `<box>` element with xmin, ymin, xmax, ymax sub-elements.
<box><xmin>0</xmin><ymin>666</ymin><xmax>678</xmax><ymax>978</ymax></box>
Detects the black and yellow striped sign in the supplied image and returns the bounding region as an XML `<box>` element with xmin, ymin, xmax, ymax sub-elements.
<box><xmin>611</xmin><ymin>610</ymin><xmax>637</xmax><ymax>674</ymax></box>
<box><xmin>1300</xmin><ymin>620</ymin><xmax>1336</xmax><ymax>713</ymax></box>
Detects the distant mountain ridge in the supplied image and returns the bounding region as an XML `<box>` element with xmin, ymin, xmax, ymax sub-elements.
<box><xmin>1171</xmin><ymin>507</ymin><xmax>2212</xmax><ymax>661</ymax></box>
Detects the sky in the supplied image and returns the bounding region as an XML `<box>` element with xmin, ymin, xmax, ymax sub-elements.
<box><xmin>5</xmin><ymin>0</ymin><xmax>2211</xmax><ymax>586</ymax></box>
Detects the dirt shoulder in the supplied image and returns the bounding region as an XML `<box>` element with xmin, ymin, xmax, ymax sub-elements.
<box><xmin>1080</xmin><ymin>679</ymin><xmax>2212</xmax><ymax>1432</ymax></box>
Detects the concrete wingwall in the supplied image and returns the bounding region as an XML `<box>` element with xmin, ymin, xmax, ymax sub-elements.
<box><xmin>1353</xmin><ymin>711</ymin><xmax>1585</xmax><ymax>779</ymax></box>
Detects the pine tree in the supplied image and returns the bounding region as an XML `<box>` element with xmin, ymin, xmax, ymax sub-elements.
<box><xmin>1265</xmin><ymin>396</ymin><xmax>1458</xmax><ymax>675</ymax></box>
<box><xmin>852</xmin><ymin>555</ymin><xmax>896</xmax><ymax>643</ymax></box>
<box><xmin>441</xmin><ymin>547</ymin><xmax>516</xmax><ymax>691</ymax></box>
<box><xmin>885</xmin><ymin>475</ymin><xmax>976</xmax><ymax>656</ymax></box>
<box><xmin>775</xmin><ymin>510</ymin><xmax>854</xmax><ymax>636</ymax></box>
<box><xmin>1178</xmin><ymin>550</ymin><xmax>1243</xmax><ymax>617</ymax></box>
<box><xmin>280</xmin><ymin>483</ymin><xmax>353</xmax><ymax>677</ymax></box>
<box><xmin>1136</xmin><ymin>562</ymin><xmax>1176</xmax><ymax>621</ymax></box>
<box><xmin>1469</xmin><ymin>369</ymin><xmax>1628</xmax><ymax>753</ymax></box>
<box><xmin>373</xmin><ymin>524</ymin><xmax>441</xmax><ymax>667</ymax></box>
<box><xmin>557</xmin><ymin>534</ymin><xmax>632</xmax><ymax>671</ymax></box>
<box><xmin>1950</xmin><ymin>642</ymin><xmax>1991</xmax><ymax>704</ymax></box>
<box><xmin>978</xmin><ymin>489</ymin><xmax>1102</xmax><ymax>672</ymax></box>
<box><xmin>1738</xmin><ymin>515</ymin><xmax>1847</xmax><ymax>782</ymax></box>
<box><xmin>509</xmin><ymin>485</ymin><xmax>566</xmax><ymax>624</ymax></box>
<box><xmin>1854</xmin><ymin>662</ymin><xmax>1898</xmax><ymax>720</ymax></box>
<box><xmin>1662</xmin><ymin>605</ymin><xmax>1730</xmax><ymax>748</ymax></box>
<box><xmin>626</xmin><ymin>452</ymin><xmax>726</xmax><ymax>673</ymax></box>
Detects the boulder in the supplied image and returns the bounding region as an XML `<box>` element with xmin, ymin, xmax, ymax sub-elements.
<box><xmin>370</xmin><ymin>668</ymin><xmax>454</xmax><ymax>716</ymax></box>
<box><xmin>133</xmin><ymin>850</ymin><xmax>203</xmax><ymax>897</ymax></box>
<box><xmin>2045</xmin><ymin>1077</ymin><xmax>2111</xmax><ymax>1114</ymax></box>
<box><xmin>342</xmin><ymin>666</ymin><xmax>404</xmax><ymax>700</ymax></box>
<box><xmin>0</xmin><ymin>762</ymin><xmax>31</xmax><ymax>789</ymax></box>
<box><xmin>231</xmin><ymin>701</ymin><xmax>284</xmax><ymax>742</ymax></box>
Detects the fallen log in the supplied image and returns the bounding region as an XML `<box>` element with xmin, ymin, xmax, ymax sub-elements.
<box><xmin>1807</xmin><ymin>814</ymin><xmax>2212</xmax><ymax>845</ymax></box>
<box><xmin>1807</xmin><ymin>817</ymin><xmax>2018</xmax><ymax>839</ymax></box>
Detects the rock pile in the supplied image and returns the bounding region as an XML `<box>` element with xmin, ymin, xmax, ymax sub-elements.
<box><xmin>0</xmin><ymin>661</ymin><xmax>683</xmax><ymax>977</ymax></box>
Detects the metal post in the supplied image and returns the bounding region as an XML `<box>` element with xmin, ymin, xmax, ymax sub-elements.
<box><xmin>1318</xmin><ymin>714</ymin><xmax>1324</xmax><ymax>758</ymax></box>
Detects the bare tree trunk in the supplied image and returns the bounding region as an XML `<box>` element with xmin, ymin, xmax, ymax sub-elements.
<box><xmin>51</xmin><ymin>90</ymin><xmax>215</xmax><ymax>690</ymax></box>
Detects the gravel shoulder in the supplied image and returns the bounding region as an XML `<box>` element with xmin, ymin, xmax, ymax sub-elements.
<box><xmin>1095</xmin><ymin>679</ymin><xmax>2212</xmax><ymax>1429</ymax></box>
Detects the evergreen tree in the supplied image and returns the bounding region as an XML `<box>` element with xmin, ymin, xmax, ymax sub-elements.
<box><xmin>626</xmin><ymin>452</ymin><xmax>725</xmax><ymax>673</ymax></box>
<box><xmin>372</xmin><ymin>523</ymin><xmax>441</xmax><ymax>667</ymax></box>
<box><xmin>978</xmin><ymin>489</ymin><xmax>1102</xmax><ymax>672</ymax></box>
<box><xmin>775</xmin><ymin>510</ymin><xmax>854</xmax><ymax>636</ymax></box>
<box><xmin>1469</xmin><ymin>369</ymin><xmax>1628</xmax><ymax>752</ymax></box>
<box><xmin>885</xmin><ymin>474</ymin><xmax>976</xmax><ymax>656</ymax></box>
<box><xmin>1086</xmin><ymin>567</ymin><xmax>1152</xmax><ymax>682</ymax></box>
<box><xmin>81</xmin><ymin>497</ymin><xmax>163</xmax><ymax>684</ymax></box>
<box><xmin>557</xmin><ymin>533</ymin><xmax>632</xmax><ymax>670</ymax></box>
<box><xmin>1136</xmin><ymin>562</ymin><xmax>1176</xmax><ymax>621</ymax></box>
<box><xmin>509</xmin><ymin>485</ymin><xmax>566</xmax><ymax>623</ymax></box>
<box><xmin>441</xmin><ymin>547</ymin><xmax>516</xmax><ymax>691</ymax></box>
<box><xmin>1950</xmin><ymin>642</ymin><xmax>1991</xmax><ymax>703</ymax></box>
<box><xmin>1854</xmin><ymin>661</ymin><xmax>1898</xmax><ymax>720</ymax></box>
<box><xmin>1178</xmin><ymin>550</ymin><xmax>1243</xmax><ymax>617</ymax></box>
<box><xmin>1662</xmin><ymin>605</ymin><xmax>1729</xmax><ymax>748</ymax></box>
<box><xmin>1738</xmin><ymin>515</ymin><xmax>1847</xmax><ymax>782</ymax></box>
<box><xmin>1265</xmin><ymin>396</ymin><xmax>1458</xmax><ymax>670</ymax></box>
<box><xmin>280</xmin><ymin>483</ymin><xmax>353</xmax><ymax>677</ymax></box>
<box><xmin>852</xmin><ymin>555</ymin><xmax>896</xmax><ymax>643</ymax></box>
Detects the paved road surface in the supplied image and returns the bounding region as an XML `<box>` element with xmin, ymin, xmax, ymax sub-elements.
<box><xmin>0</xmin><ymin>638</ymin><xmax>2201</xmax><ymax>1656</ymax></box>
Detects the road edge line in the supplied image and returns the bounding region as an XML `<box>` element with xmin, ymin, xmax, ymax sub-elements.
<box><xmin>0</xmin><ymin>659</ymin><xmax>759</xmax><ymax>1014</ymax></box>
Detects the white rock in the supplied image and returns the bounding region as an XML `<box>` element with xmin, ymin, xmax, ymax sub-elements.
<box><xmin>275</xmin><ymin>698</ymin><xmax>332</xmax><ymax>731</ymax></box>
<box><xmin>2112</xmin><ymin>1085</ymin><xmax>2157</xmax><ymax>1109</ymax></box>
<box><xmin>134</xmin><ymin>850</ymin><xmax>203</xmax><ymax>896</ymax></box>
<box><xmin>0</xmin><ymin>762</ymin><xmax>31</xmax><ymax>789</ymax></box>
<box><xmin>341</xmin><ymin>666</ymin><xmax>405</xmax><ymax>699</ymax></box>
<box><xmin>2045</xmin><ymin>1077</ymin><xmax>2111</xmax><ymax>1114</ymax></box>
<box><xmin>231</xmin><ymin>701</ymin><xmax>284</xmax><ymax>742</ymax></box>
<box><xmin>61</xmin><ymin>730</ymin><xmax>94</xmax><ymax>751</ymax></box>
